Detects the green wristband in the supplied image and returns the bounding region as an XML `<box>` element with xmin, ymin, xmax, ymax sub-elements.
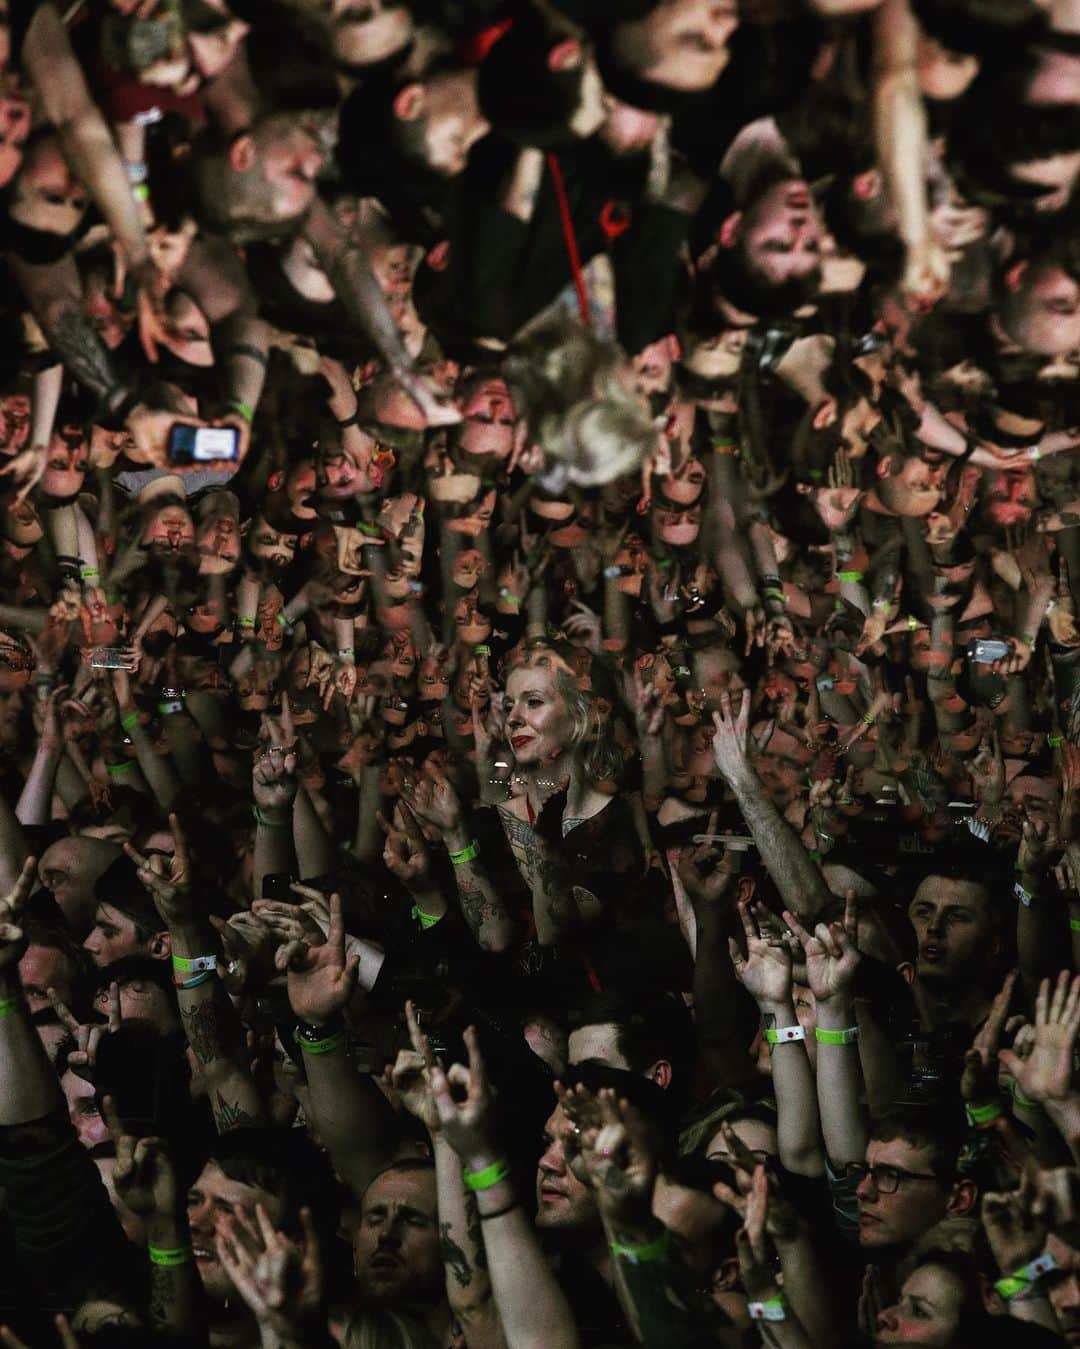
<box><xmin>253</xmin><ymin>805</ymin><xmax>287</xmax><ymax>828</ymax></box>
<box><xmin>120</xmin><ymin>712</ymin><xmax>138</xmax><ymax>731</ymax></box>
<box><xmin>172</xmin><ymin>954</ymin><xmax>217</xmax><ymax>974</ymax></box>
<box><xmin>411</xmin><ymin>906</ymin><xmax>443</xmax><ymax>930</ymax></box>
<box><xmin>148</xmin><ymin>1245</ymin><xmax>192</xmax><ymax>1267</ymax></box>
<box><xmin>815</xmin><ymin>1026</ymin><xmax>859</xmax><ymax>1045</ymax></box>
<box><xmin>1070</xmin><ymin>918</ymin><xmax>1080</xmax><ymax>933</ymax></box>
<box><xmin>610</xmin><ymin>1230</ymin><xmax>669</xmax><ymax>1265</ymax></box>
<box><xmin>837</xmin><ymin>570</ymin><xmax>864</xmax><ymax>583</ymax></box>
<box><xmin>449</xmin><ymin>840</ymin><xmax>479</xmax><ymax>866</ymax></box>
<box><xmin>965</xmin><ymin>1101</ymin><xmax>1003</xmax><ymax>1128</ymax></box>
<box><xmin>297</xmin><ymin>1029</ymin><xmax>344</xmax><ymax>1055</ymax></box>
<box><xmin>0</xmin><ymin>996</ymin><xmax>19</xmax><ymax>1018</ymax></box>
<box><xmin>227</xmin><ymin>399</ymin><xmax>254</xmax><ymax>425</ymax></box>
<box><xmin>463</xmin><ymin>1159</ymin><xmax>510</xmax><ymax>1192</ymax></box>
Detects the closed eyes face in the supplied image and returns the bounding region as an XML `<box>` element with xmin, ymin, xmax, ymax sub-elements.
<box><xmin>743</xmin><ymin>181</ymin><xmax>823</xmax><ymax>285</ymax></box>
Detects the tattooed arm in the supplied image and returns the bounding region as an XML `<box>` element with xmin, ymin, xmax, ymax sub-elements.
<box><xmin>435</xmin><ymin>1134</ymin><xmax>508</xmax><ymax>1349</ymax></box>
<box><xmin>175</xmin><ymin>951</ymin><xmax>266</xmax><ymax>1135</ymax></box>
<box><xmin>8</xmin><ymin>254</ymin><xmax>130</xmax><ymax>413</ymax></box>
<box><xmin>496</xmin><ymin>806</ymin><xmax>577</xmax><ymax>947</ymax></box>
<box><xmin>441</xmin><ymin>821</ymin><xmax>516</xmax><ymax>956</ymax></box>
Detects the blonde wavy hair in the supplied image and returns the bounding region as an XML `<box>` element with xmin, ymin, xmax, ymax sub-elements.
<box><xmin>504</xmin><ymin>314</ymin><xmax>657</xmax><ymax>490</ymax></box>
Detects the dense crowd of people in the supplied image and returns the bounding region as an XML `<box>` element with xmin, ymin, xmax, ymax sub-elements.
<box><xmin>0</xmin><ymin>0</ymin><xmax>1079</xmax><ymax>1345</ymax></box>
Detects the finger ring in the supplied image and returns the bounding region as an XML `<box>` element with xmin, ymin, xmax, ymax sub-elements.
<box><xmin>572</xmin><ymin>1124</ymin><xmax>581</xmax><ymax>1135</ymax></box>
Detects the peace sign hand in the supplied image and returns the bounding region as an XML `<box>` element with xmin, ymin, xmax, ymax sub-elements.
<box><xmin>48</xmin><ymin>981</ymin><xmax>121</xmax><ymax>1078</ymax></box>
<box><xmin>123</xmin><ymin>813</ymin><xmax>192</xmax><ymax>929</ymax></box>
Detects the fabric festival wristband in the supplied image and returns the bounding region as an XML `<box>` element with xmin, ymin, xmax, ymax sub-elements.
<box><xmin>610</xmin><ymin>1230</ymin><xmax>669</xmax><ymax>1265</ymax></box>
<box><xmin>964</xmin><ymin>1101</ymin><xmax>1003</xmax><ymax>1128</ymax></box>
<box><xmin>449</xmin><ymin>840</ymin><xmax>479</xmax><ymax>865</ymax></box>
<box><xmin>80</xmin><ymin>567</ymin><xmax>100</xmax><ymax>582</ymax></box>
<box><xmin>120</xmin><ymin>712</ymin><xmax>138</xmax><ymax>731</ymax></box>
<box><xmin>463</xmin><ymin>1159</ymin><xmax>510</xmax><ymax>1192</ymax></box>
<box><xmin>173</xmin><ymin>954</ymin><xmax>217</xmax><ymax>974</ymax></box>
<box><xmin>837</xmin><ymin>570</ymin><xmax>864</xmax><ymax>583</ymax></box>
<box><xmin>148</xmin><ymin>1245</ymin><xmax>192</xmax><ymax>1267</ymax></box>
<box><xmin>1014</xmin><ymin>881</ymin><xmax>1036</xmax><ymax>907</ymax></box>
<box><xmin>815</xmin><ymin>1026</ymin><xmax>859</xmax><ymax>1045</ymax></box>
<box><xmin>158</xmin><ymin>700</ymin><xmax>184</xmax><ymax>716</ymax></box>
<box><xmin>748</xmin><ymin>1296</ymin><xmax>787</xmax><ymax>1322</ymax></box>
<box><xmin>237</xmin><ymin>616</ymin><xmax>256</xmax><ymax>627</ymax></box>
<box><xmin>764</xmin><ymin>1025</ymin><xmax>806</xmax><ymax>1044</ymax></box>
<box><xmin>296</xmin><ymin>1030</ymin><xmax>344</xmax><ymax>1055</ymax></box>
<box><xmin>411</xmin><ymin>906</ymin><xmax>442</xmax><ymax>929</ymax></box>
<box><xmin>0</xmin><ymin>996</ymin><xmax>19</xmax><ymax>1018</ymax></box>
<box><xmin>994</xmin><ymin>1250</ymin><xmax>1057</xmax><ymax>1300</ymax></box>
<box><xmin>133</xmin><ymin>183</ymin><xmax>150</xmax><ymax>203</ymax></box>
<box><xmin>107</xmin><ymin>761</ymin><xmax>132</xmax><ymax>777</ymax></box>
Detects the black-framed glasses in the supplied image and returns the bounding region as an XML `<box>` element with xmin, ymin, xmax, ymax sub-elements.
<box><xmin>844</xmin><ymin>1162</ymin><xmax>939</xmax><ymax>1194</ymax></box>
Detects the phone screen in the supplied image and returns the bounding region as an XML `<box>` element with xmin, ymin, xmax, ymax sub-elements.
<box><xmin>168</xmin><ymin>423</ymin><xmax>240</xmax><ymax>465</ymax></box>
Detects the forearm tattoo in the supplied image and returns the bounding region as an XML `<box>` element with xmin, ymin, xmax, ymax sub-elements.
<box><xmin>50</xmin><ymin>305</ymin><xmax>124</xmax><ymax>407</ymax></box>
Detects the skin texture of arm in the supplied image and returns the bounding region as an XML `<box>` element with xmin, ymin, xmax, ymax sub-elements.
<box><xmin>433</xmin><ymin>1135</ymin><xmax>507</xmax><ymax>1349</ymax></box>
<box><xmin>23</xmin><ymin>4</ymin><xmax>150</xmax><ymax>269</ymax></box>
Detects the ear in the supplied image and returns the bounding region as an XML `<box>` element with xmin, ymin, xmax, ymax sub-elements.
<box><xmin>667</xmin><ymin>334</ymin><xmax>681</xmax><ymax>361</ymax></box>
<box><xmin>946</xmin><ymin>1178</ymin><xmax>978</xmax><ymax>1217</ymax></box>
<box><xmin>1004</xmin><ymin>260</ymin><xmax>1028</xmax><ymax>293</ymax></box>
<box><xmin>647</xmin><ymin>1059</ymin><xmax>673</xmax><ymax>1090</ymax></box>
<box><xmin>978</xmin><ymin>1271</ymin><xmax>1006</xmax><ymax>1316</ymax></box>
<box><xmin>736</xmin><ymin>876</ymin><xmax>757</xmax><ymax>906</ymax></box>
<box><xmin>228</xmin><ymin>133</ymin><xmax>257</xmax><ymax>173</ymax></box>
<box><xmin>393</xmin><ymin>83</ymin><xmax>426</xmax><ymax>122</ymax></box>
<box><xmin>718</xmin><ymin>212</ymin><xmax>742</xmax><ymax>249</ymax></box>
<box><xmin>548</xmin><ymin>38</ymin><xmax>583</xmax><ymax>71</ymax></box>
<box><xmin>896</xmin><ymin>960</ymin><xmax>916</xmax><ymax>986</ymax></box>
<box><xmin>149</xmin><ymin>930</ymin><xmax>172</xmax><ymax>960</ymax></box>
<box><xmin>875</xmin><ymin>454</ymin><xmax>894</xmax><ymax>480</ymax></box>
<box><xmin>714</xmin><ymin>1256</ymin><xmax>741</xmax><ymax>1292</ymax></box>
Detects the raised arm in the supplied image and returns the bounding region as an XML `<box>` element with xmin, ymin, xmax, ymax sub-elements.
<box><xmin>712</xmin><ymin>690</ymin><xmax>832</xmax><ymax>925</ymax></box>
<box><xmin>431</xmin><ymin>1029</ymin><xmax>580</xmax><ymax>1349</ymax></box>
<box><xmin>125</xmin><ymin>816</ymin><xmax>266</xmax><ymax>1135</ymax></box>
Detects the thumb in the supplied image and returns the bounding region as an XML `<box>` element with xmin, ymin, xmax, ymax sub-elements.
<box><xmin>997</xmin><ymin>1047</ymin><xmax>1021</xmax><ymax>1077</ymax></box>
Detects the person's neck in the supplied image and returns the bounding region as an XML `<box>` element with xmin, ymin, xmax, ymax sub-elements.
<box><xmin>916</xmin><ymin>976</ymin><xmax>992</xmax><ymax>1031</ymax></box>
<box><xmin>525</xmin><ymin>751</ymin><xmax>579</xmax><ymax>806</ymax></box>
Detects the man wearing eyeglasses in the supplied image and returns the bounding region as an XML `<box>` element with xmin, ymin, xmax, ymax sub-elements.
<box><xmin>851</xmin><ymin>1108</ymin><xmax>976</xmax><ymax>1255</ymax></box>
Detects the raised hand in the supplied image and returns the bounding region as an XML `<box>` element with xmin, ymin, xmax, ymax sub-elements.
<box><xmin>729</xmin><ymin>898</ymin><xmax>793</xmax><ymax>1009</ymax></box>
<box><xmin>102</xmin><ymin>1096</ymin><xmax>179</xmax><ymax>1219</ymax></box>
<box><xmin>960</xmin><ymin>969</ymin><xmax>1017</xmax><ymax>1108</ymax></box>
<box><xmin>783</xmin><ymin>894</ymin><xmax>861</xmax><ymax>1004</ymax></box>
<box><xmin>377</xmin><ymin>802</ymin><xmax>431</xmax><ymax>889</ymax></box>
<box><xmin>399</xmin><ymin>763</ymin><xmax>465</xmax><ymax>837</ymax></box>
<box><xmin>676</xmin><ymin>819</ymin><xmax>737</xmax><ymax>907</ymax></box>
<box><xmin>428</xmin><ymin>1026</ymin><xmax>498</xmax><ymax>1166</ymax></box>
<box><xmin>577</xmin><ymin>1089</ymin><xmax>657</xmax><ymax>1230</ymax></box>
<box><xmin>48</xmin><ymin>981</ymin><xmax>121</xmax><ymax>1078</ymax></box>
<box><xmin>999</xmin><ymin>971</ymin><xmax>1080</xmax><ymax>1106</ymax></box>
<box><xmin>276</xmin><ymin>892</ymin><xmax>359</xmax><ymax>1027</ymax></box>
<box><xmin>0</xmin><ymin>857</ymin><xmax>36</xmax><ymax>972</ymax></box>
<box><xmin>797</xmin><ymin>448</ymin><xmax>863</xmax><ymax>533</ymax></box>
<box><xmin>123</xmin><ymin>813</ymin><xmax>192</xmax><ymax>929</ymax></box>
<box><xmin>215</xmin><ymin>1202</ymin><xmax>322</xmax><ymax>1332</ymax></box>
<box><xmin>712</xmin><ymin>688</ymin><xmax>751</xmax><ymax>785</ymax></box>
<box><xmin>981</xmin><ymin>1177</ymin><xmax>1045</xmax><ymax>1278</ymax></box>
<box><xmin>389</xmin><ymin>1001</ymin><xmax>441</xmax><ymax>1134</ymax></box>
<box><xmin>253</xmin><ymin>700</ymin><xmax>298</xmax><ymax>816</ymax></box>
